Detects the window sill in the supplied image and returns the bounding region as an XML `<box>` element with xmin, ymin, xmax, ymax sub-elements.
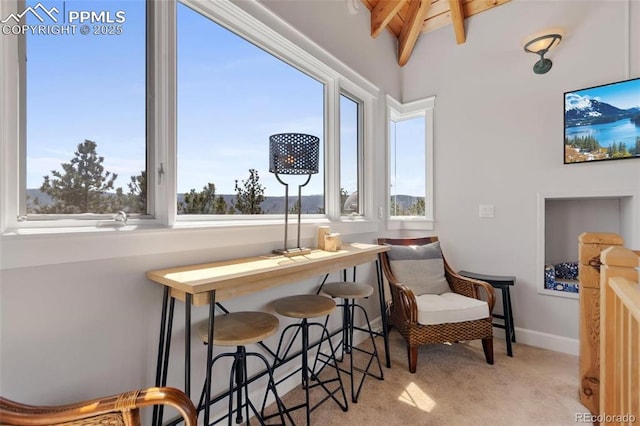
<box><xmin>0</xmin><ymin>217</ymin><xmax>379</xmax><ymax>270</ymax></box>
<box><xmin>386</xmin><ymin>218</ymin><xmax>434</xmax><ymax>231</ymax></box>
<box><xmin>537</xmin><ymin>287</ymin><xmax>579</xmax><ymax>300</ymax></box>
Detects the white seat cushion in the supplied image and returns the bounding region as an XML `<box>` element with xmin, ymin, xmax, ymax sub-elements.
<box><xmin>415</xmin><ymin>292</ymin><xmax>489</xmax><ymax>326</ymax></box>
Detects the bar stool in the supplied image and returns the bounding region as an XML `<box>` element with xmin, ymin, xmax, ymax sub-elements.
<box><xmin>197</xmin><ymin>311</ymin><xmax>287</xmax><ymax>425</ymax></box>
<box><xmin>271</xmin><ymin>294</ymin><xmax>348</xmax><ymax>424</ymax></box>
<box><xmin>318</xmin><ymin>281</ymin><xmax>384</xmax><ymax>403</ymax></box>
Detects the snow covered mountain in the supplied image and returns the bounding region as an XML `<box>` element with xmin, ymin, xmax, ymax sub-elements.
<box><xmin>565</xmin><ymin>92</ymin><xmax>640</xmax><ymax>127</ymax></box>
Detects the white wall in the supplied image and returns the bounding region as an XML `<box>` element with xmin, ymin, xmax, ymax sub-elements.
<box><xmin>401</xmin><ymin>0</ymin><xmax>640</xmax><ymax>350</ymax></box>
<box><xmin>0</xmin><ymin>0</ymin><xmax>398</xmax><ymax>410</ymax></box>
<box><xmin>545</xmin><ymin>198</ymin><xmax>622</xmax><ymax>265</ymax></box>
<box><xmin>254</xmin><ymin>0</ymin><xmax>401</xmax><ymax>100</ymax></box>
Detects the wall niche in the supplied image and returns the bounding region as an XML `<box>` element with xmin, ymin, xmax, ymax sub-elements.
<box><xmin>538</xmin><ymin>193</ymin><xmax>635</xmax><ymax>299</ymax></box>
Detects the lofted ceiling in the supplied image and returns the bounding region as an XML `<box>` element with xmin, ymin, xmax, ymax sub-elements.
<box><xmin>360</xmin><ymin>0</ymin><xmax>512</xmax><ymax>66</ymax></box>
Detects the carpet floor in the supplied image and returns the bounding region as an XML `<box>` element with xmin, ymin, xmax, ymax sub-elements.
<box><xmin>264</xmin><ymin>330</ymin><xmax>590</xmax><ymax>426</ymax></box>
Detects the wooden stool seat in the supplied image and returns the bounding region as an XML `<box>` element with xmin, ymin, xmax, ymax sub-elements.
<box><xmin>198</xmin><ymin>312</ymin><xmax>279</xmax><ymax>346</ymax></box>
<box><xmin>273</xmin><ymin>295</ymin><xmax>336</xmax><ymax>319</ymax></box>
<box><xmin>321</xmin><ymin>282</ymin><xmax>374</xmax><ymax>299</ymax></box>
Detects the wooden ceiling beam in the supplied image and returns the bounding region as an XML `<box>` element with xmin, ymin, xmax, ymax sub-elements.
<box><xmin>421</xmin><ymin>0</ymin><xmax>511</xmax><ymax>33</ymax></box>
<box><xmin>371</xmin><ymin>0</ymin><xmax>408</xmax><ymax>38</ymax></box>
<box><xmin>398</xmin><ymin>0</ymin><xmax>432</xmax><ymax>66</ymax></box>
<box><xmin>448</xmin><ymin>0</ymin><xmax>466</xmax><ymax>44</ymax></box>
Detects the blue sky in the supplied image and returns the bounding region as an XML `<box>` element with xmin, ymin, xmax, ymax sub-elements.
<box><xmin>26</xmin><ymin>0</ymin><xmax>145</xmax><ymax>190</ymax></box>
<box><xmin>25</xmin><ymin>0</ymin><xmax>421</xmax><ymax>200</ymax></box>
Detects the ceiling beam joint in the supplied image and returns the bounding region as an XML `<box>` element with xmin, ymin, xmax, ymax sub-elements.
<box><xmin>398</xmin><ymin>0</ymin><xmax>431</xmax><ymax>66</ymax></box>
<box><xmin>371</xmin><ymin>0</ymin><xmax>407</xmax><ymax>38</ymax></box>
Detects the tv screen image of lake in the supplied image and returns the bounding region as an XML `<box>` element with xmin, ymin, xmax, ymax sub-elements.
<box><xmin>564</xmin><ymin>79</ymin><xmax>640</xmax><ymax>163</ymax></box>
<box><xmin>566</xmin><ymin>119</ymin><xmax>640</xmax><ymax>149</ymax></box>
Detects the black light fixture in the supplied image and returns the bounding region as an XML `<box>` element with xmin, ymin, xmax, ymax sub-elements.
<box><xmin>523</xmin><ymin>33</ymin><xmax>562</xmax><ymax>74</ymax></box>
<box><xmin>269</xmin><ymin>133</ymin><xmax>319</xmax><ymax>256</ymax></box>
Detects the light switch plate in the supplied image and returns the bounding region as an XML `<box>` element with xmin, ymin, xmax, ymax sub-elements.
<box><xmin>479</xmin><ymin>204</ymin><xmax>494</xmax><ymax>218</ymax></box>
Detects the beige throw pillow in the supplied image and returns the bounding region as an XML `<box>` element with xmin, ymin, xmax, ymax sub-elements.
<box><xmin>387</xmin><ymin>241</ymin><xmax>450</xmax><ymax>296</ymax></box>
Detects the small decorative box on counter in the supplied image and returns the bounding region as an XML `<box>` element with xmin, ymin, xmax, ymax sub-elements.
<box><xmin>317</xmin><ymin>226</ymin><xmax>331</xmax><ymax>250</ymax></box>
<box><xmin>324</xmin><ymin>233</ymin><xmax>342</xmax><ymax>252</ymax></box>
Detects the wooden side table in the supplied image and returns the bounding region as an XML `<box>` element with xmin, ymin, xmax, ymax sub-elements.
<box><xmin>458</xmin><ymin>271</ymin><xmax>516</xmax><ymax>357</ymax></box>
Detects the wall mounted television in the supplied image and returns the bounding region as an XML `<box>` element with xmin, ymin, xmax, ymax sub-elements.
<box><xmin>564</xmin><ymin>77</ymin><xmax>640</xmax><ymax>164</ymax></box>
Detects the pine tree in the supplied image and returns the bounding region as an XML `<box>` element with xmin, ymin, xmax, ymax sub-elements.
<box><xmin>289</xmin><ymin>198</ymin><xmax>301</xmax><ymax>214</ymax></box>
<box><xmin>234</xmin><ymin>169</ymin><xmax>266</xmax><ymax>214</ymax></box>
<box><xmin>178</xmin><ymin>183</ymin><xmax>218</xmax><ymax>214</ymax></box>
<box><xmin>37</xmin><ymin>140</ymin><xmax>118</xmax><ymax>214</ymax></box>
<box><xmin>407</xmin><ymin>198</ymin><xmax>426</xmax><ymax>216</ymax></box>
<box><xmin>127</xmin><ymin>170</ymin><xmax>147</xmax><ymax>213</ymax></box>
<box><xmin>214</xmin><ymin>195</ymin><xmax>229</xmax><ymax>214</ymax></box>
<box><xmin>390</xmin><ymin>198</ymin><xmax>404</xmax><ymax>216</ymax></box>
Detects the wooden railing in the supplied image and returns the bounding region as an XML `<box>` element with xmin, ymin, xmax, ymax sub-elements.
<box><xmin>578</xmin><ymin>233</ymin><xmax>625</xmax><ymax>415</ymax></box>
<box><xmin>599</xmin><ymin>245</ymin><xmax>639</xmax><ymax>425</ymax></box>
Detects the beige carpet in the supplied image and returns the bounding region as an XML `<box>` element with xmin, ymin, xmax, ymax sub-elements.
<box><xmin>267</xmin><ymin>331</ymin><xmax>590</xmax><ymax>426</ymax></box>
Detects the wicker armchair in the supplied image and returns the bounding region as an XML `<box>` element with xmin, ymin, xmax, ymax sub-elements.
<box><xmin>0</xmin><ymin>387</ymin><xmax>197</xmax><ymax>426</ymax></box>
<box><xmin>378</xmin><ymin>237</ymin><xmax>496</xmax><ymax>373</ymax></box>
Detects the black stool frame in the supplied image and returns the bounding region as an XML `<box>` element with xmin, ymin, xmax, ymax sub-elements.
<box><xmin>315</xmin><ymin>270</ymin><xmax>384</xmax><ymax>403</ymax></box>
<box><xmin>196</xmin><ymin>344</ymin><xmax>289</xmax><ymax>426</ymax></box>
<box><xmin>458</xmin><ymin>271</ymin><xmax>516</xmax><ymax>357</ymax></box>
<box><xmin>268</xmin><ymin>318</ymin><xmax>348</xmax><ymax>425</ymax></box>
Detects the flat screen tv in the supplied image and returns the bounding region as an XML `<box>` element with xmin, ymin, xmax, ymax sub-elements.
<box><xmin>564</xmin><ymin>77</ymin><xmax>640</xmax><ymax>164</ymax></box>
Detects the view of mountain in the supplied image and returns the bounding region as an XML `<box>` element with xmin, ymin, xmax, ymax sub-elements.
<box><xmin>26</xmin><ymin>190</ymin><xmax>422</xmax><ymax>215</ymax></box>
<box><xmin>565</xmin><ymin>94</ymin><xmax>639</xmax><ymax>128</ymax></box>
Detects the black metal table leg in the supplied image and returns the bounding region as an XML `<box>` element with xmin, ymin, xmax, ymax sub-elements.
<box><xmin>185</xmin><ymin>293</ymin><xmax>192</xmax><ymax>398</ymax></box>
<box><xmin>153</xmin><ymin>287</ymin><xmax>176</xmax><ymax>426</ymax></box>
<box><xmin>204</xmin><ymin>290</ymin><xmax>216</xmax><ymax>426</ymax></box>
<box><xmin>376</xmin><ymin>258</ymin><xmax>391</xmax><ymax>368</ymax></box>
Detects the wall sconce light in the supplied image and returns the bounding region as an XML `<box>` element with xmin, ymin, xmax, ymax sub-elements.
<box><xmin>523</xmin><ymin>32</ymin><xmax>562</xmax><ymax>74</ymax></box>
<box><xmin>269</xmin><ymin>133</ymin><xmax>319</xmax><ymax>256</ymax></box>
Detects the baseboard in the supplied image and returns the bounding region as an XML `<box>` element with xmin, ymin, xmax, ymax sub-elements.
<box><xmin>495</xmin><ymin>326</ymin><xmax>579</xmax><ymax>356</ymax></box>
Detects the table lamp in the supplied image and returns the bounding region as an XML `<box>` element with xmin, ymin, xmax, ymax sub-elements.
<box><xmin>269</xmin><ymin>133</ymin><xmax>319</xmax><ymax>256</ymax></box>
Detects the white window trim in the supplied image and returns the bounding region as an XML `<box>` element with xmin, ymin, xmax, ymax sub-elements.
<box><xmin>0</xmin><ymin>0</ymin><xmax>381</xmax><ymax>269</ymax></box>
<box><xmin>338</xmin><ymin>83</ymin><xmax>375</xmax><ymax>221</ymax></box>
<box><xmin>385</xmin><ymin>95</ymin><xmax>435</xmax><ymax>231</ymax></box>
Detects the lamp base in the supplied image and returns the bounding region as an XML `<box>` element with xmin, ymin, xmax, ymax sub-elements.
<box><xmin>273</xmin><ymin>247</ymin><xmax>312</xmax><ymax>257</ymax></box>
<box><xmin>533</xmin><ymin>58</ymin><xmax>553</xmax><ymax>74</ymax></box>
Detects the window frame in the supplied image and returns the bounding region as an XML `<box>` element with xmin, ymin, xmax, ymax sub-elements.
<box><xmin>0</xmin><ymin>0</ymin><xmax>159</xmax><ymax>226</ymax></box>
<box><xmin>338</xmin><ymin>90</ymin><xmax>365</xmax><ymax>218</ymax></box>
<box><xmin>0</xmin><ymin>0</ymin><xmax>377</xmax><ymax>235</ymax></box>
<box><xmin>385</xmin><ymin>95</ymin><xmax>435</xmax><ymax>231</ymax></box>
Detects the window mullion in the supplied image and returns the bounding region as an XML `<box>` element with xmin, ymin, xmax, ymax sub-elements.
<box><xmin>424</xmin><ymin>104</ymin><xmax>434</xmax><ymax>222</ymax></box>
<box><xmin>325</xmin><ymin>79</ymin><xmax>340</xmax><ymax>220</ymax></box>
<box><xmin>151</xmin><ymin>0</ymin><xmax>177</xmax><ymax>226</ymax></box>
<box><xmin>0</xmin><ymin>0</ymin><xmax>21</xmax><ymax>232</ymax></box>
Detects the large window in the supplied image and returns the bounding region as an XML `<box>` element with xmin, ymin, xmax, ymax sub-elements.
<box><xmin>176</xmin><ymin>2</ymin><xmax>324</xmax><ymax>216</ymax></box>
<box><xmin>0</xmin><ymin>0</ymin><xmax>375</xmax><ymax>234</ymax></box>
<box><xmin>23</xmin><ymin>0</ymin><xmax>147</xmax><ymax>217</ymax></box>
<box><xmin>387</xmin><ymin>96</ymin><xmax>434</xmax><ymax>229</ymax></box>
